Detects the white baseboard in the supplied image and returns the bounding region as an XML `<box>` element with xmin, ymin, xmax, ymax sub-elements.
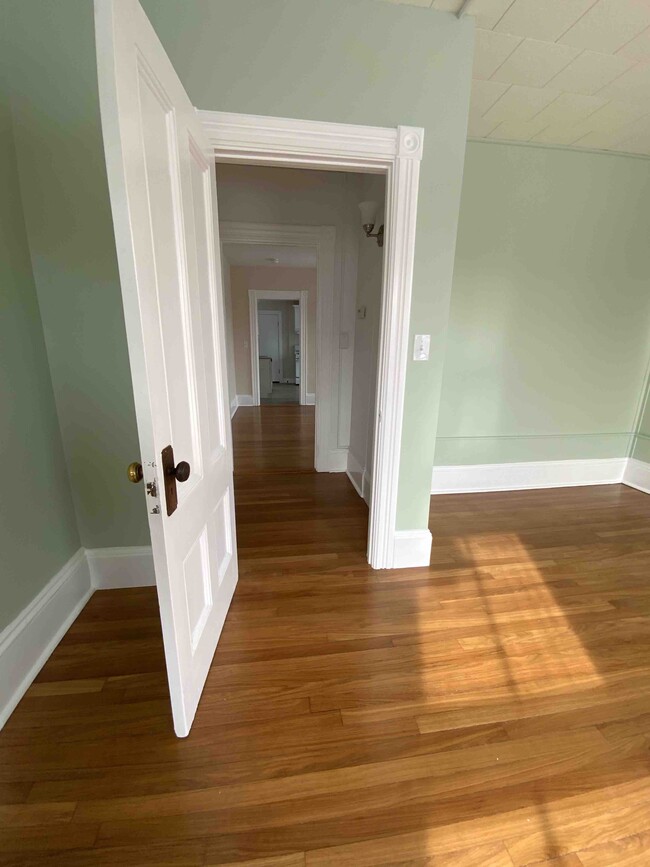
<box><xmin>431</xmin><ymin>457</ymin><xmax>627</xmax><ymax>495</ymax></box>
<box><xmin>346</xmin><ymin>451</ymin><xmax>364</xmax><ymax>498</ymax></box>
<box><xmin>327</xmin><ymin>448</ymin><xmax>349</xmax><ymax>473</ymax></box>
<box><xmin>230</xmin><ymin>396</ymin><xmax>237</xmax><ymax>418</ymax></box>
<box><xmin>362</xmin><ymin>469</ymin><xmax>372</xmax><ymax>506</ymax></box>
<box><xmin>623</xmin><ymin>458</ymin><xmax>650</xmax><ymax>494</ymax></box>
<box><xmin>236</xmin><ymin>394</ymin><xmax>254</xmax><ymax>407</ymax></box>
<box><xmin>306</xmin><ymin>392</ymin><xmax>315</xmax><ymax>406</ymax></box>
<box><xmin>0</xmin><ymin>548</ymin><xmax>92</xmax><ymax>730</ymax></box>
<box><xmin>86</xmin><ymin>546</ymin><xmax>155</xmax><ymax>589</ymax></box>
<box><xmin>392</xmin><ymin>529</ymin><xmax>432</xmax><ymax>568</ymax></box>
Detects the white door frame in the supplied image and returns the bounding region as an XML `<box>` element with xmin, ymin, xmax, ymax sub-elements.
<box><xmin>249</xmin><ymin>289</ymin><xmax>308</xmax><ymax>406</ymax></box>
<box><xmin>219</xmin><ymin>220</ymin><xmax>335</xmax><ymax>474</ymax></box>
<box><xmin>201</xmin><ymin>112</ymin><xmax>424</xmax><ymax>570</ymax></box>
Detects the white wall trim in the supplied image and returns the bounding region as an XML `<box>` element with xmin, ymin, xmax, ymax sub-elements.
<box><xmin>230</xmin><ymin>396</ymin><xmax>238</xmax><ymax>418</ymax></box>
<box><xmin>0</xmin><ymin>549</ymin><xmax>92</xmax><ymax>730</ymax></box>
<box><xmin>236</xmin><ymin>394</ymin><xmax>254</xmax><ymax>406</ymax></box>
<box><xmin>623</xmin><ymin>458</ymin><xmax>650</xmax><ymax>494</ymax></box>
<box><xmin>393</xmin><ymin>529</ymin><xmax>432</xmax><ymax>569</ymax></box>
<box><xmin>431</xmin><ymin>458</ymin><xmax>627</xmax><ymax>495</ymax></box>
<box><xmin>306</xmin><ymin>392</ymin><xmax>315</xmax><ymax>406</ymax></box>
<box><xmin>86</xmin><ymin>546</ymin><xmax>155</xmax><ymax>589</ymax></box>
<box><xmin>346</xmin><ymin>451</ymin><xmax>364</xmax><ymax>498</ymax></box>
<box><xmin>202</xmin><ymin>111</ymin><xmax>424</xmax><ymax>569</ymax></box>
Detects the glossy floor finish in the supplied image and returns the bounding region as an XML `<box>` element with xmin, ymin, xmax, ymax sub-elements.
<box><xmin>3</xmin><ymin>406</ymin><xmax>650</xmax><ymax>864</ymax></box>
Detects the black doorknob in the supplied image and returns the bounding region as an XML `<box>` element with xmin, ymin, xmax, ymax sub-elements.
<box><xmin>172</xmin><ymin>461</ymin><xmax>191</xmax><ymax>483</ymax></box>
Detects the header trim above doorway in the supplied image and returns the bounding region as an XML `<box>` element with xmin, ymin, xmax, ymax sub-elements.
<box><xmin>201</xmin><ymin>110</ymin><xmax>425</xmax><ymax>569</ymax></box>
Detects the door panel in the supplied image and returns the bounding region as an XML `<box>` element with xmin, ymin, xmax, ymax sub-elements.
<box><xmin>95</xmin><ymin>0</ymin><xmax>237</xmax><ymax>737</ymax></box>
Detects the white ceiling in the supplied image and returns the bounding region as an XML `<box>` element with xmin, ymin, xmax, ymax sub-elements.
<box><xmin>222</xmin><ymin>243</ymin><xmax>317</xmax><ymax>269</ymax></box>
<box><xmin>383</xmin><ymin>0</ymin><xmax>650</xmax><ymax>157</ymax></box>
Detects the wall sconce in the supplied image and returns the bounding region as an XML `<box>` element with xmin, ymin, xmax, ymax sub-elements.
<box><xmin>359</xmin><ymin>200</ymin><xmax>384</xmax><ymax>248</ymax></box>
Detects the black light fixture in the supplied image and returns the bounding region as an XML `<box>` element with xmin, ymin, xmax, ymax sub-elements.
<box><xmin>359</xmin><ymin>200</ymin><xmax>384</xmax><ymax>248</ymax></box>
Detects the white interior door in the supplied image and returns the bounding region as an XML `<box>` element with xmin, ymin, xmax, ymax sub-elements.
<box><xmin>259</xmin><ymin>311</ymin><xmax>282</xmax><ymax>381</ymax></box>
<box><xmin>95</xmin><ymin>0</ymin><xmax>237</xmax><ymax>737</ymax></box>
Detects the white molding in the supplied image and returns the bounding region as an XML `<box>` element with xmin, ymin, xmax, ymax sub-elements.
<box><xmin>431</xmin><ymin>458</ymin><xmax>627</xmax><ymax>495</ymax></box>
<box><xmin>623</xmin><ymin>458</ymin><xmax>650</xmax><ymax>494</ymax></box>
<box><xmin>221</xmin><ymin>220</ymin><xmax>335</xmax><ymax>471</ymax></box>
<box><xmin>236</xmin><ymin>394</ymin><xmax>254</xmax><ymax>406</ymax></box>
<box><xmin>347</xmin><ymin>451</ymin><xmax>364</xmax><ymax>498</ymax></box>
<box><xmin>202</xmin><ymin>112</ymin><xmax>424</xmax><ymax>568</ymax></box>
<box><xmin>86</xmin><ymin>546</ymin><xmax>155</xmax><ymax>589</ymax></box>
<box><xmin>367</xmin><ymin>128</ymin><xmax>424</xmax><ymax>569</ymax></box>
<box><xmin>306</xmin><ymin>392</ymin><xmax>315</xmax><ymax>406</ymax></box>
<box><xmin>392</xmin><ymin>529</ymin><xmax>432</xmax><ymax>569</ymax></box>
<box><xmin>346</xmin><ymin>470</ymin><xmax>364</xmax><ymax>498</ymax></box>
<box><xmin>328</xmin><ymin>448</ymin><xmax>349</xmax><ymax>473</ymax></box>
<box><xmin>0</xmin><ymin>549</ymin><xmax>92</xmax><ymax>730</ymax></box>
<box><xmin>199</xmin><ymin>110</ymin><xmax>400</xmax><ymax>169</ymax></box>
<box><xmin>230</xmin><ymin>396</ymin><xmax>237</xmax><ymax>418</ymax></box>
<box><xmin>362</xmin><ymin>469</ymin><xmax>373</xmax><ymax>506</ymax></box>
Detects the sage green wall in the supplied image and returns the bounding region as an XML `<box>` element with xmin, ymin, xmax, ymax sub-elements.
<box><xmin>0</xmin><ymin>89</ymin><xmax>80</xmax><ymax>630</ymax></box>
<box><xmin>435</xmin><ymin>141</ymin><xmax>650</xmax><ymax>466</ymax></box>
<box><xmin>140</xmin><ymin>0</ymin><xmax>475</xmax><ymax>532</ymax></box>
<box><xmin>7</xmin><ymin>0</ymin><xmax>150</xmax><ymax>548</ymax></box>
<box><xmin>7</xmin><ymin>0</ymin><xmax>474</xmax><ymax>539</ymax></box>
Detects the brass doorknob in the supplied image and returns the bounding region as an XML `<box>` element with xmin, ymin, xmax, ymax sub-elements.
<box><xmin>127</xmin><ymin>461</ymin><xmax>143</xmax><ymax>483</ymax></box>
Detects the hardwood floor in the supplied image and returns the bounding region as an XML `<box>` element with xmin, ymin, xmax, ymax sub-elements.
<box><xmin>2</xmin><ymin>404</ymin><xmax>650</xmax><ymax>864</ymax></box>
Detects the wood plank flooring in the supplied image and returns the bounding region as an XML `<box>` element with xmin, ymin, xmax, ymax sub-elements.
<box><xmin>2</xmin><ymin>404</ymin><xmax>650</xmax><ymax>864</ymax></box>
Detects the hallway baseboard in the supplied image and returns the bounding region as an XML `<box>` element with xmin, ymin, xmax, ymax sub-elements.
<box><xmin>0</xmin><ymin>548</ymin><xmax>92</xmax><ymax>730</ymax></box>
<box><xmin>392</xmin><ymin>529</ymin><xmax>433</xmax><ymax>568</ymax></box>
<box><xmin>623</xmin><ymin>458</ymin><xmax>650</xmax><ymax>494</ymax></box>
<box><xmin>431</xmin><ymin>457</ymin><xmax>628</xmax><ymax>495</ymax></box>
<box><xmin>86</xmin><ymin>546</ymin><xmax>155</xmax><ymax>589</ymax></box>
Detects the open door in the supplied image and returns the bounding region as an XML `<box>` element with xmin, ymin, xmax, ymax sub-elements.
<box><xmin>95</xmin><ymin>0</ymin><xmax>237</xmax><ymax>736</ymax></box>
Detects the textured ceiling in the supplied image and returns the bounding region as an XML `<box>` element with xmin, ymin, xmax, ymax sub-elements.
<box><xmin>383</xmin><ymin>0</ymin><xmax>650</xmax><ymax>157</ymax></box>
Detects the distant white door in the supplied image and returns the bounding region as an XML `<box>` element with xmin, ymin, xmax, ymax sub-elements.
<box><xmin>95</xmin><ymin>0</ymin><xmax>238</xmax><ymax>736</ymax></box>
<box><xmin>259</xmin><ymin>311</ymin><xmax>282</xmax><ymax>382</ymax></box>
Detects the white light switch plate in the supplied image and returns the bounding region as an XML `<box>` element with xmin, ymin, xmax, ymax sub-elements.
<box><xmin>413</xmin><ymin>334</ymin><xmax>430</xmax><ymax>361</ymax></box>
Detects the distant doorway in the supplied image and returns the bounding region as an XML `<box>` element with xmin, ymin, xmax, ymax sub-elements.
<box><xmin>255</xmin><ymin>297</ymin><xmax>303</xmax><ymax>406</ymax></box>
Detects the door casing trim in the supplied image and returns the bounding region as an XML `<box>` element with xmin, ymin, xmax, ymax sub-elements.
<box><xmin>200</xmin><ymin>110</ymin><xmax>424</xmax><ymax>569</ymax></box>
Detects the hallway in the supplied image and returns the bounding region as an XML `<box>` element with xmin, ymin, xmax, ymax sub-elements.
<box><xmin>2</xmin><ymin>408</ymin><xmax>650</xmax><ymax>863</ymax></box>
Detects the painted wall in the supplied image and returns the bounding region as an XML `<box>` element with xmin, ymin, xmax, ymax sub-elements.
<box><xmin>0</xmin><ymin>90</ymin><xmax>80</xmax><ymax>630</ymax></box>
<box><xmin>144</xmin><ymin>0</ymin><xmax>474</xmax><ymax>531</ymax></box>
<box><xmin>216</xmin><ymin>163</ymin><xmax>363</xmax><ymax>452</ymax></box>
<box><xmin>7</xmin><ymin>0</ymin><xmax>150</xmax><ymax>549</ymax></box>
<box><xmin>435</xmin><ymin>141</ymin><xmax>650</xmax><ymax>467</ymax></box>
<box><xmin>6</xmin><ymin>0</ymin><xmax>473</xmax><ymax>543</ymax></box>
<box><xmin>229</xmin><ymin>267</ymin><xmax>317</xmax><ymax>397</ymax></box>
<box><xmin>348</xmin><ymin>175</ymin><xmax>386</xmax><ymax>501</ymax></box>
